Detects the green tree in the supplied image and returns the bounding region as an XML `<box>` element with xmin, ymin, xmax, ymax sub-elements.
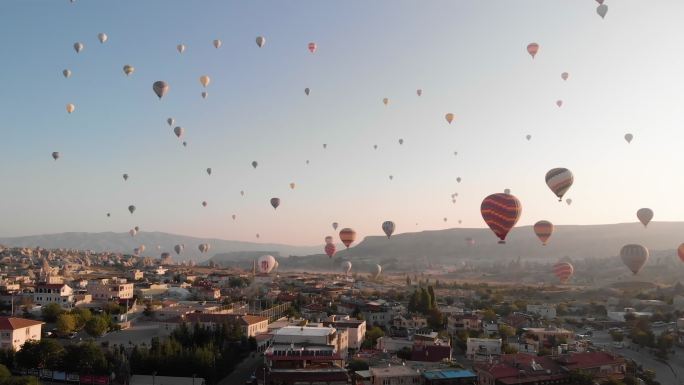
<box><xmin>70</xmin><ymin>307</ymin><xmax>92</xmax><ymax>329</ymax></box>
<box><xmin>363</xmin><ymin>326</ymin><xmax>385</xmax><ymax>349</ymax></box>
<box><xmin>610</xmin><ymin>331</ymin><xmax>624</xmax><ymax>342</ymax></box>
<box><xmin>85</xmin><ymin>315</ymin><xmax>109</xmax><ymax>337</ymax></box>
<box><xmin>15</xmin><ymin>340</ymin><xmax>64</xmax><ymax>370</ymax></box>
<box><xmin>56</xmin><ymin>314</ymin><xmax>76</xmax><ymax>335</ymax></box>
<box><xmin>41</xmin><ymin>303</ymin><xmax>63</xmax><ymax>323</ymax></box>
<box><xmin>4</xmin><ymin>376</ymin><xmax>40</xmax><ymax>385</ymax></box>
<box><xmin>568</xmin><ymin>370</ymin><xmax>596</xmax><ymax>385</ymax></box>
<box><xmin>0</xmin><ymin>363</ymin><xmax>11</xmax><ymax>383</ymax></box>
<box><xmin>482</xmin><ymin>309</ymin><xmax>497</xmax><ymax>322</ymax></box>
<box><xmin>348</xmin><ymin>359</ymin><xmax>369</xmax><ymax>372</ymax></box>
<box><xmin>427</xmin><ymin>286</ymin><xmax>437</xmax><ymax>309</ymax></box>
<box><xmin>427</xmin><ymin>308</ymin><xmax>444</xmax><ymax>330</ymax></box>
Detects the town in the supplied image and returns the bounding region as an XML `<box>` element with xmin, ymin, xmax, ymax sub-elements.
<box><xmin>0</xmin><ymin>246</ymin><xmax>680</xmax><ymax>385</ymax></box>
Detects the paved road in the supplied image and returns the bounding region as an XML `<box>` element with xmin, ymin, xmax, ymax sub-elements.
<box><xmin>216</xmin><ymin>354</ymin><xmax>263</xmax><ymax>385</ymax></box>
<box><xmin>592</xmin><ymin>330</ymin><xmax>684</xmax><ymax>385</ymax></box>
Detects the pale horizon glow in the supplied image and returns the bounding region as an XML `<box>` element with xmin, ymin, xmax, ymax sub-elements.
<box><xmin>1</xmin><ymin>1</ymin><xmax>684</xmax><ymax>246</ymax></box>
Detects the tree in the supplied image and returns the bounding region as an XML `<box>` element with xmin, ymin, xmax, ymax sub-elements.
<box><xmin>4</xmin><ymin>376</ymin><xmax>40</xmax><ymax>385</ymax></box>
<box><xmin>16</xmin><ymin>339</ymin><xmax>64</xmax><ymax>370</ymax></box>
<box><xmin>427</xmin><ymin>286</ymin><xmax>437</xmax><ymax>309</ymax></box>
<box><xmin>427</xmin><ymin>308</ymin><xmax>444</xmax><ymax>330</ymax></box>
<box><xmin>499</xmin><ymin>325</ymin><xmax>516</xmax><ymax>338</ymax></box>
<box><xmin>41</xmin><ymin>303</ymin><xmax>63</xmax><ymax>323</ymax></box>
<box><xmin>568</xmin><ymin>370</ymin><xmax>596</xmax><ymax>385</ymax></box>
<box><xmin>397</xmin><ymin>347</ymin><xmax>412</xmax><ymax>360</ymax></box>
<box><xmin>610</xmin><ymin>331</ymin><xmax>624</xmax><ymax>343</ymax></box>
<box><xmin>363</xmin><ymin>327</ymin><xmax>385</xmax><ymax>349</ymax></box>
<box><xmin>85</xmin><ymin>315</ymin><xmax>109</xmax><ymax>337</ymax></box>
<box><xmin>70</xmin><ymin>307</ymin><xmax>92</xmax><ymax>329</ymax></box>
<box><xmin>0</xmin><ymin>364</ymin><xmax>11</xmax><ymax>383</ymax></box>
<box><xmin>348</xmin><ymin>360</ymin><xmax>369</xmax><ymax>372</ymax></box>
<box><xmin>482</xmin><ymin>309</ymin><xmax>497</xmax><ymax>322</ymax></box>
<box><xmin>56</xmin><ymin>314</ymin><xmax>76</xmax><ymax>335</ymax></box>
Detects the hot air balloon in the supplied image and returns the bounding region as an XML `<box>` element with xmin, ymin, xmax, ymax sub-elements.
<box><xmin>305</xmin><ymin>88</ymin><xmax>310</xmax><ymax>96</ymax></box>
<box><xmin>339</xmin><ymin>228</ymin><xmax>356</xmax><ymax>248</ymax></box>
<box><xmin>128</xmin><ymin>205</ymin><xmax>136</xmax><ymax>214</ymax></box>
<box><xmin>66</xmin><ymin>103</ymin><xmax>75</xmax><ymax>114</ymax></box>
<box><xmin>596</xmin><ymin>0</ymin><xmax>604</xmax><ymax>3</ymax></box>
<box><xmin>466</xmin><ymin>237</ymin><xmax>475</xmax><ymax>246</ymax></box>
<box><xmin>399</xmin><ymin>139</ymin><xmax>404</xmax><ymax>145</ymax></box>
<box><xmin>133</xmin><ymin>248</ymin><xmax>140</xmax><ymax>255</ymax></box>
<box><xmin>620</xmin><ymin>244</ymin><xmax>649</xmax><ymax>274</ymax></box>
<box><xmin>416</xmin><ymin>89</ymin><xmax>422</xmax><ymax>96</ymax></box>
<box><xmin>270</xmin><ymin>198</ymin><xmax>280</xmax><ymax>210</ymax></box>
<box><xmin>383</xmin><ymin>98</ymin><xmax>389</xmax><ymax>106</ymax></box>
<box><xmin>566</xmin><ymin>198</ymin><xmax>573</xmax><ymax>206</ymax></box>
<box><xmin>480</xmin><ymin>191</ymin><xmax>522</xmax><ymax>244</ymax></box>
<box><xmin>332</xmin><ymin>222</ymin><xmax>339</xmax><ymax>231</ymax></box>
<box><xmin>533</xmin><ymin>220</ymin><xmax>554</xmax><ymax>246</ymax></box>
<box><xmin>182</xmin><ymin>141</ymin><xmax>187</xmax><ymax>147</ymax></box>
<box><xmin>445</xmin><ymin>113</ymin><xmax>454</xmax><ymax>124</ymax></box>
<box><xmin>457</xmin><ymin>177</ymin><xmax>462</xmax><ymax>183</ymax></box>
<box><xmin>526</xmin><ymin>135</ymin><xmax>532</xmax><ymax>141</ymax></box>
<box><xmin>545</xmin><ymin>168</ymin><xmax>574</xmax><ymax>201</ymax></box>
<box><xmin>174</xmin><ymin>244</ymin><xmax>183</xmax><ymax>255</ymax></box>
<box><xmin>325</xmin><ymin>243</ymin><xmax>336</xmax><ymax>258</ymax></box>
<box><xmin>74</xmin><ymin>42</ymin><xmax>84</xmax><ymax>53</ymax></box>
<box><xmin>201</xmin><ymin>92</ymin><xmax>208</xmax><ymax>99</ymax></box>
<box><xmin>122</xmin><ymin>174</ymin><xmax>129</xmax><ymax>181</ymax></box>
<box><xmin>678</xmin><ymin>244</ymin><xmax>684</xmax><ymax>263</ymax></box>
<box><xmin>373</xmin><ymin>264</ymin><xmax>382</xmax><ymax>279</ymax></box>
<box><xmin>373</xmin><ymin>145</ymin><xmax>378</xmax><ymax>150</ymax></box>
<box><xmin>206</xmin><ymin>168</ymin><xmax>212</xmax><ymax>176</ymax></box>
<box><xmin>624</xmin><ymin>134</ymin><xmax>633</xmax><ymax>143</ymax></box>
<box><xmin>232</xmin><ymin>214</ymin><xmax>236</xmax><ymax>220</ymax></box>
<box><xmin>167</xmin><ymin>118</ymin><xmax>175</xmax><ymax>126</ymax></box>
<box><xmin>526</xmin><ymin>43</ymin><xmax>539</xmax><ymax>59</ymax></box>
<box><xmin>97</xmin><ymin>33</ymin><xmax>108</xmax><ymax>43</ymax></box>
<box><xmin>306</xmin><ymin>160</ymin><xmax>310</xmax><ymax>165</ymax></box>
<box><xmin>552</xmin><ymin>262</ymin><xmax>574</xmax><ymax>283</ymax></box>
<box><xmin>63</xmin><ymin>69</ymin><xmax>71</xmax><ymax>78</ymax></box>
<box><xmin>240</xmin><ymin>190</ymin><xmax>245</xmax><ymax>196</ymax></box>
<box><xmin>257</xmin><ymin>255</ymin><xmax>276</xmax><ymax>274</ymax></box>
<box><xmin>561</xmin><ymin>72</ymin><xmax>569</xmax><ymax>81</ymax></box>
<box><xmin>597</xmin><ymin>4</ymin><xmax>608</xmax><ymax>19</ymax></box>
<box><xmin>256</xmin><ymin>233</ymin><xmax>260</xmax><ymax>239</ymax></box>
<box><xmin>153</xmin><ymin>81</ymin><xmax>169</xmax><ymax>99</ymax></box>
<box><xmin>290</xmin><ymin>182</ymin><xmax>295</xmax><ymax>190</ymax></box>
<box><xmin>106</xmin><ymin>213</ymin><xmax>110</xmax><ymax>217</ymax></box>
<box><xmin>252</xmin><ymin>161</ymin><xmax>258</xmax><ymax>169</ymax></box>
<box><xmin>389</xmin><ymin>175</ymin><xmax>393</xmax><ymax>181</ymax></box>
<box><xmin>199</xmin><ymin>75</ymin><xmax>211</xmax><ymax>88</ymax></box>
<box><xmin>198</xmin><ymin>243</ymin><xmax>210</xmax><ymax>253</ymax></box>
<box><xmin>129</xmin><ymin>229</ymin><xmax>136</xmax><ymax>237</ymax></box>
<box><xmin>52</xmin><ymin>152</ymin><xmax>60</xmax><ymax>161</ymax></box>
<box><xmin>308</xmin><ymin>42</ymin><xmax>317</xmax><ymax>53</ymax></box>
<box><xmin>202</xmin><ymin>201</ymin><xmax>207</xmax><ymax>207</ymax></box>
<box><xmin>343</xmin><ymin>261</ymin><xmax>352</xmax><ymax>275</ymax></box>
<box><xmin>382</xmin><ymin>221</ymin><xmax>395</xmax><ymax>239</ymax></box>
<box><xmin>636</xmin><ymin>208</ymin><xmax>654</xmax><ymax>227</ymax></box>
<box><xmin>213</xmin><ymin>39</ymin><xmax>222</xmax><ymax>49</ymax></box>
<box><xmin>177</xmin><ymin>44</ymin><xmax>185</xmax><ymax>54</ymax></box>
<box><xmin>256</xmin><ymin>36</ymin><xmax>265</xmax><ymax>48</ymax></box>
<box><xmin>444</xmin><ymin>217</ymin><xmax>448</xmax><ymax>222</ymax></box>
<box><xmin>138</xmin><ymin>245</ymin><xmax>145</xmax><ymax>253</ymax></box>
<box><xmin>134</xmin><ymin>226</ymin><xmax>139</xmax><ymax>232</ymax></box>
<box><xmin>173</xmin><ymin>126</ymin><xmax>184</xmax><ymax>138</ymax></box>
<box><xmin>556</xmin><ymin>100</ymin><xmax>563</xmax><ymax>108</ymax></box>
<box><xmin>323</xmin><ymin>144</ymin><xmax>327</xmax><ymax>149</ymax></box>
<box><xmin>123</xmin><ymin>65</ymin><xmax>135</xmax><ymax>76</ymax></box>
<box><xmin>323</xmin><ymin>236</ymin><xmax>334</xmax><ymax>245</ymax></box>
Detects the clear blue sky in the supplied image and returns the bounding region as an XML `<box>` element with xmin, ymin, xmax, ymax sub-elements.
<box><xmin>1</xmin><ymin>0</ymin><xmax>684</xmax><ymax>245</ymax></box>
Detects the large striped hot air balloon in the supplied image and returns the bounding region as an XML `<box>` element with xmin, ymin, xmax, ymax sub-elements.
<box><xmin>270</xmin><ymin>198</ymin><xmax>280</xmax><ymax>210</ymax></box>
<box><xmin>339</xmin><ymin>228</ymin><xmax>356</xmax><ymax>248</ymax></box>
<box><xmin>545</xmin><ymin>168</ymin><xmax>574</xmax><ymax>202</ymax></box>
<box><xmin>325</xmin><ymin>243</ymin><xmax>336</xmax><ymax>258</ymax></box>
<box><xmin>533</xmin><ymin>220</ymin><xmax>554</xmax><ymax>246</ymax></box>
<box><xmin>620</xmin><ymin>244</ymin><xmax>649</xmax><ymax>274</ymax></box>
<box><xmin>382</xmin><ymin>221</ymin><xmax>395</xmax><ymax>239</ymax></box>
<box><xmin>552</xmin><ymin>262</ymin><xmax>574</xmax><ymax>283</ymax></box>
<box><xmin>480</xmin><ymin>191</ymin><xmax>522</xmax><ymax>244</ymax></box>
<box><xmin>636</xmin><ymin>208</ymin><xmax>653</xmax><ymax>227</ymax></box>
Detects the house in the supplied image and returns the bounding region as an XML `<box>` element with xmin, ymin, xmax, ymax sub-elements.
<box><xmin>183</xmin><ymin>313</ymin><xmax>269</xmax><ymax>337</ymax></box>
<box><xmin>369</xmin><ymin>365</ymin><xmax>422</xmax><ymax>385</ymax></box>
<box><xmin>128</xmin><ymin>270</ymin><xmax>144</xmax><ymax>281</ymax></box>
<box><xmin>322</xmin><ymin>315</ymin><xmax>366</xmax><ymax>350</ymax></box>
<box><xmin>33</xmin><ymin>283</ymin><xmax>74</xmax><ymax>309</ymax></box>
<box><xmin>0</xmin><ymin>317</ymin><xmax>44</xmax><ymax>351</ymax></box>
<box><xmin>449</xmin><ymin>314</ymin><xmax>482</xmax><ymax>333</ymax></box>
<box><xmin>423</xmin><ymin>369</ymin><xmax>477</xmax><ymax>385</ymax></box>
<box><xmin>88</xmin><ymin>278</ymin><xmax>134</xmax><ymax>301</ymax></box>
<box><xmin>522</xmin><ymin>326</ymin><xmax>574</xmax><ymax>347</ymax></box>
<box><xmin>526</xmin><ymin>304</ymin><xmax>557</xmax><ymax>320</ymax></box>
<box><xmin>466</xmin><ymin>338</ymin><xmax>501</xmax><ymax>361</ymax></box>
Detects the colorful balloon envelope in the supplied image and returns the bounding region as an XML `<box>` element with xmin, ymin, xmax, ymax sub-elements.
<box><xmin>636</xmin><ymin>208</ymin><xmax>653</xmax><ymax>227</ymax></box>
<box><xmin>270</xmin><ymin>197</ymin><xmax>280</xmax><ymax>209</ymax></box>
<box><xmin>332</xmin><ymin>222</ymin><xmax>339</xmax><ymax>230</ymax></box>
<box><xmin>258</xmin><ymin>255</ymin><xmax>276</xmax><ymax>273</ymax></box>
<box><xmin>445</xmin><ymin>113</ymin><xmax>454</xmax><ymax>124</ymax></box>
<box><xmin>339</xmin><ymin>228</ymin><xmax>357</xmax><ymax>248</ymax></box>
<box><xmin>526</xmin><ymin>43</ymin><xmax>539</xmax><ymax>58</ymax></box>
<box><xmin>308</xmin><ymin>42</ymin><xmax>317</xmax><ymax>53</ymax></box>
<box><xmin>382</xmin><ymin>221</ymin><xmax>396</xmax><ymax>239</ymax></box>
<box><xmin>480</xmin><ymin>192</ymin><xmax>522</xmax><ymax>244</ymax></box>
<box><xmin>534</xmin><ymin>220</ymin><xmax>554</xmax><ymax>246</ymax></box>
<box><xmin>552</xmin><ymin>262</ymin><xmax>574</xmax><ymax>283</ymax></box>
<box><xmin>545</xmin><ymin>168</ymin><xmax>574</xmax><ymax>202</ymax></box>
<box><xmin>324</xmin><ymin>236</ymin><xmax>334</xmax><ymax>244</ymax></box>
<box><xmin>325</xmin><ymin>243</ymin><xmax>336</xmax><ymax>258</ymax></box>
<box><xmin>620</xmin><ymin>244</ymin><xmax>649</xmax><ymax>274</ymax></box>
<box><xmin>153</xmin><ymin>81</ymin><xmax>169</xmax><ymax>99</ymax></box>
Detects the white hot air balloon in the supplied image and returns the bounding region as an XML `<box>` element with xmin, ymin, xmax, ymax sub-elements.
<box><xmin>257</xmin><ymin>255</ymin><xmax>276</xmax><ymax>274</ymax></box>
<box><xmin>200</xmin><ymin>75</ymin><xmax>211</xmax><ymax>88</ymax></box>
<box><xmin>177</xmin><ymin>44</ymin><xmax>186</xmax><ymax>54</ymax></box>
<box><xmin>97</xmin><ymin>33</ymin><xmax>108</xmax><ymax>44</ymax></box>
<box><xmin>213</xmin><ymin>39</ymin><xmax>222</xmax><ymax>49</ymax></box>
<box><xmin>63</xmin><ymin>69</ymin><xmax>72</xmax><ymax>78</ymax></box>
<box><xmin>597</xmin><ymin>4</ymin><xmax>608</xmax><ymax>19</ymax></box>
<box><xmin>343</xmin><ymin>261</ymin><xmax>352</xmax><ymax>275</ymax></box>
<box><xmin>73</xmin><ymin>42</ymin><xmax>84</xmax><ymax>53</ymax></box>
<box><xmin>256</xmin><ymin>36</ymin><xmax>265</xmax><ymax>48</ymax></box>
<box><xmin>624</xmin><ymin>134</ymin><xmax>633</xmax><ymax>144</ymax></box>
<box><xmin>66</xmin><ymin>103</ymin><xmax>75</xmax><ymax>114</ymax></box>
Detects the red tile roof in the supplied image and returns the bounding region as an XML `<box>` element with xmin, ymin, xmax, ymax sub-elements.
<box><xmin>0</xmin><ymin>317</ymin><xmax>44</xmax><ymax>330</ymax></box>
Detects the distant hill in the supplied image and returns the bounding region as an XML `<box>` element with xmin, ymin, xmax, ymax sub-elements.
<box><xmin>0</xmin><ymin>232</ymin><xmax>320</xmax><ymax>262</ymax></box>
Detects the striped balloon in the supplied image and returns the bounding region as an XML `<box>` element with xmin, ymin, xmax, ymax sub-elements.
<box><xmin>678</xmin><ymin>244</ymin><xmax>684</xmax><ymax>263</ymax></box>
<box><xmin>270</xmin><ymin>197</ymin><xmax>280</xmax><ymax>210</ymax></box>
<box><xmin>552</xmin><ymin>262</ymin><xmax>574</xmax><ymax>283</ymax></box>
<box><xmin>339</xmin><ymin>228</ymin><xmax>357</xmax><ymax>248</ymax></box>
<box><xmin>324</xmin><ymin>243</ymin><xmax>336</xmax><ymax>258</ymax></box>
<box><xmin>480</xmin><ymin>192</ymin><xmax>522</xmax><ymax>244</ymax></box>
<box><xmin>382</xmin><ymin>221</ymin><xmax>396</xmax><ymax>239</ymax></box>
<box><xmin>636</xmin><ymin>208</ymin><xmax>653</xmax><ymax>227</ymax></box>
<box><xmin>620</xmin><ymin>244</ymin><xmax>649</xmax><ymax>274</ymax></box>
<box><xmin>534</xmin><ymin>220</ymin><xmax>554</xmax><ymax>246</ymax></box>
<box><xmin>545</xmin><ymin>168</ymin><xmax>574</xmax><ymax>201</ymax></box>
<box><xmin>324</xmin><ymin>236</ymin><xmax>334</xmax><ymax>244</ymax></box>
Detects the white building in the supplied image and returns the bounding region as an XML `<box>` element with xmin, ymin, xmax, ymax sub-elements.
<box><xmin>323</xmin><ymin>315</ymin><xmax>366</xmax><ymax>350</ymax></box>
<box><xmin>271</xmin><ymin>326</ymin><xmax>348</xmax><ymax>360</ymax></box>
<box><xmin>369</xmin><ymin>365</ymin><xmax>422</xmax><ymax>385</ymax></box>
<box><xmin>88</xmin><ymin>278</ymin><xmax>134</xmax><ymax>301</ymax></box>
<box><xmin>33</xmin><ymin>283</ymin><xmax>74</xmax><ymax>309</ymax></box>
<box><xmin>466</xmin><ymin>338</ymin><xmax>502</xmax><ymax>361</ymax></box>
<box><xmin>526</xmin><ymin>304</ymin><xmax>557</xmax><ymax>320</ymax></box>
<box><xmin>0</xmin><ymin>317</ymin><xmax>44</xmax><ymax>351</ymax></box>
